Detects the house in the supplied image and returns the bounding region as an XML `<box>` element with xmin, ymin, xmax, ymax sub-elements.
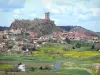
<box><xmin>10</xmin><ymin>28</ymin><xmax>21</xmax><ymax>34</ymax></box>
<box><xmin>52</xmin><ymin>31</ymin><xmax>91</xmax><ymax>41</ymax></box>
<box><xmin>39</xmin><ymin>36</ymin><xmax>48</xmax><ymax>41</ymax></box>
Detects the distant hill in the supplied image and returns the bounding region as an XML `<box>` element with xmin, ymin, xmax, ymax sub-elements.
<box><xmin>0</xmin><ymin>26</ymin><xmax>9</xmax><ymax>31</ymax></box>
<box><xmin>58</xmin><ymin>26</ymin><xmax>74</xmax><ymax>31</ymax></box>
<box><xmin>96</xmin><ymin>32</ymin><xmax>100</xmax><ymax>37</ymax></box>
<box><xmin>59</xmin><ymin>26</ymin><xmax>99</xmax><ymax>37</ymax></box>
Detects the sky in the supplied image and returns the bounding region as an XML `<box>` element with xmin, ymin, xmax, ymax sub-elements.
<box><xmin>0</xmin><ymin>0</ymin><xmax>100</xmax><ymax>32</ymax></box>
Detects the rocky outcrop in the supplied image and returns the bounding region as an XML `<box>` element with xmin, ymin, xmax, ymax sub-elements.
<box><xmin>10</xmin><ymin>19</ymin><xmax>63</xmax><ymax>35</ymax></box>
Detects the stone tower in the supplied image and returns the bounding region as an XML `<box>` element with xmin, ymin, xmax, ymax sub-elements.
<box><xmin>45</xmin><ymin>12</ymin><xmax>50</xmax><ymax>20</ymax></box>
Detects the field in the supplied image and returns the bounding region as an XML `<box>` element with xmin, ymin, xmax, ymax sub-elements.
<box><xmin>0</xmin><ymin>72</ymin><xmax>68</xmax><ymax>75</ymax></box>
<box><xmin>55</xmin><ymin>69</ymin><xmax>91</xmax><ymax>75</ymax></box>
<box><xmin>0</xmin><ymin>43</ymin><xmax>100</xmax><ymax>75</ymax></box>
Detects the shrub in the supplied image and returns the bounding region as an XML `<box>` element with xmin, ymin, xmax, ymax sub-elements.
<box><xmin>65</xmin><ymin>38</ymin><xmax>70</xmax><ymax>44</ymax></box>
<box><xmin>76</xmin><ymin>43</ymin><xmax>81</xmax><ymax>48</ymax></box>
<box><xmin>29</xmin><ymin>67</ymin><xmax>37</xmax><ymax>71</ymax></box>
<box><xmin>8</xmin><ymin>45</ymin><xmax>13</xmax><ymax>49</ymax></box>
<box><xmin>39</xmin><ymin>66</ymin><xmax>43</xmax><ymax>70</ymax></box>
<box><xmin>10</xmin><ymin>66</ymin><xmax>21</xmax><ymax>72</ymax></box>
<box><xmin>72</xmin><ymin>46</ymin><xmax>75</xmax><ymax>49</ymax></box>
<box><xmin>45</xmin><ymin>65</ymin><xmax>52</xmax><ymax>70</ymax></box>
<box><xmin>38</xmin><ymin>41</ymin><xmax>42</xmax><ymax>44</ymax></box>
<box><xmin>63</xmin><ymin>47</ymin><xmax>69</xmax><ymax>51</ymax></box>
<box><xmin>91</xmin><ymin>45</ymin><xmax>95</xmax><ymax>49</ymax></box>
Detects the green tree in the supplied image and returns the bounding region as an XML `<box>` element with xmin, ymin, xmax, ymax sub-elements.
<box><xmin>76</xmin><ymin>43</ymin><xmax>81</xmax><ymax>48</ymax></box>
<box><xmin>91</xmin><ymin>45</ymin><xmax>95</xmax><ymax>49</ymax></box>
<box><xmin>65</xmin><ymin>38</ymin><xmax>70</xmax><ymax>44</ymax></box>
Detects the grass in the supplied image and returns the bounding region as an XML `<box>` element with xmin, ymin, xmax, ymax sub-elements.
<box><xmin>0</xmin><ymin>45</ymin><xmax>100</xmax><ymax>75</ymax></box>
<box><xmin>0</xmin><ymin>72</ymin><xmax>71</xmax><ymax>75</ymax></box>
<box><xmin>63</xmin><ymin>51</ymin><xmax>100</xmax><ymax>58</ymax></box>
<box><xmin>0</xmin><ymin>51</ymin><xmax>100</xmax><ymax>63</ymax></box>
<box><xmin>55</xmin><ymin>69</ymin><xmax>91</xmax><ymax>75</ymax></box>
<box><xmin>0</xmin><ymin>63</ymin><xmax>12</xmax><ymax>71</ymax></box>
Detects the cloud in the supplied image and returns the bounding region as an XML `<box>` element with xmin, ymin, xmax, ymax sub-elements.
<box><xmin>13</xmin><ymin>8</ymin><xmax>23</xmax><ymax>15</ymax></box>
<box><xmin>0</xmin><ymin>0</ymin><xmax>25</xmax><ymax>12</ymax></box>
<box><xmin>0</xmin><ymin>0</ymin><xmax>100</xmax><ymax>32</ymax></box>
<box><xmin>90</xmin><ymin>8</ymin><xmax>100</xmax><ymax>16</ymax></box>
<box><xmin>89</xmin><ymin>0</ymin><xmax>100</xmax><ymax>7</ymax></box>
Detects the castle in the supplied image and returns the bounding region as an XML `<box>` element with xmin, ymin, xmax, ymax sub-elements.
<box><xmin>45</xmin><ymin>12</ymin><xmax>50</xmax><ymax>20</ymax></box>
<box><xmin>33</xmin><ymin>12</ymin><xmax>54</xmax><ymax>24</ymax></box>
<box><xmin>10</xmin><ymin>12</ymin><xmax>56</xmax><ymax>35</ymax></box>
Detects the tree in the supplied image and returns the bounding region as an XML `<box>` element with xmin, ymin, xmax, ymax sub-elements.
<box><xmin>8</xmin><ymin>45</ymin><xmax>13</xmax><ymax>49</ymax></box>
<box><xmin>76</xmin><ymin>43</ymin><xmax>81</xmax><ymax>48</ymax></box>
<box><xmin>65</xmin><ymin>38</ymin><xmax>70</xmax><ymax>44</ymax></box>
<box><xmin>72</xmin><ymin>46</ymin><xmax>75</xmax><ymax>49</ymax></box>
<box><xmin>91</xmin><ymin>45</ymin><xmax>95</xmax><ymax>49</ymax></box>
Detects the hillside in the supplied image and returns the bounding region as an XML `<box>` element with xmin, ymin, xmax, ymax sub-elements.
<box><xmin>10</xmin><ymin>19</ymin><xmax>99</xmax><ymax>37</ymax></box>
<box><xmin>10</xmin><ymin>19</ymin><xmax>63</xmax><ymax>35</ymax></box>
<box><xmin>10</xmin><ymin>12</ymin><xmax>99</xmax><ymax>37</ymax></box>
<box><xmin>59</xmin><ymin>26</ymin><xmax>99</xmax><ymax>37</ymax></box>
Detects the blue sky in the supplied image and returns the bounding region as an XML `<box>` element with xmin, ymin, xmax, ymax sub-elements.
<box><xmin>0</xmin><ymin>0</ymin><xmax>100</xmax><ymax>32</ymax></box>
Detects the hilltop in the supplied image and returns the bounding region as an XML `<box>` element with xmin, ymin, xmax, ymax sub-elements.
<box><xmin>10</xmin><ymin>12</ymin><xmax>64</xmax><ymax>35</ymax></box>
<box><xmin>9</xmin><ymin>12</ymin><xmax>99</xmax><ymax>37</ymax></box>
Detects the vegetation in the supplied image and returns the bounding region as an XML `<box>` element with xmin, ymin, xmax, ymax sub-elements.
<box><xmin>55</xmin><ymin>69</ymin><xmax>91</xmax><ymax>75</ymax></box>
<box><xmin>65</xmin><ymin>38</ymin><xmax>70</xmax><ymax>44</ymax></box>
<box><xmin>0</xmin><ymin>35</ymin><xmax>100</xmax><ymax>75</ymax></box>
<box><xmin>0</xmin><ymin>72</ymin><xmax>68</xmax><ymax>75</ymax></box>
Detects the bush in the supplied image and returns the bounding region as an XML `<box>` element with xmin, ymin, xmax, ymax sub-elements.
<box><xmin>39</xmin><ymin>66</ymin><xmax>43</xmax><ymax>70</ymax></box>
<box><xmin>45</xmin><ymin>65</ymin><xmax>52</xmax><ymax>70</ymax></box>
<box><xmin>63</xmin><ymin>47</ymin><xmax>68</xmax><ymax>51</ymax></box>
<box><xmin>72</xmin><ymin>46</ymin><xmax>75</xmax><ymax>49</ymax></box>
<box><xmin>38</xmin><ymin>41</ymin><xmax>42</xmax><ymax>44</ymax></box>
<box><xmin>43</xmin><ymin>43</ymin><xmax>55</xmax><ymax>47</ymax></box>
<box><xmin>8</xmin><ymin>45</ymin><xmax>13</xmax><ymax>49</ymax></box>
<box><xmin>65</xmin><ymin>38</ymin><xmax>70</xmax><ymax>44</ymax></box>
<box><xmin>91</xmin><ymin>45</ymin><xmax>95</xmax><ymax>49</ymax></box>
<box><xmin>10</xmin><ymin>66</ymin><xmax>21</xmax><ymax>72</ymax></box>
<box><xmin>29</xmin><ymin>67</ymin><xmax>37</xmax><ymax>71</ymax></box>
<box><xmin>76</xmin><ymin>43</ymin><xmax>81</xmax><ymax>48</ymax></box>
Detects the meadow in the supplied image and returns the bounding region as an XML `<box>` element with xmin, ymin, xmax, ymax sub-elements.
<box><xmin>0</xmin><ymin>43</ymin><xmax>100</xmax><ymax>75</ymax></box>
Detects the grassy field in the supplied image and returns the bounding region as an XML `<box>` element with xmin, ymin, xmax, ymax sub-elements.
<box><xmin>55</xmin><ymin>69</ymin><xmax>91</xmax><ymax>75</ymax></box>
<box><xmin>0</xmin><ymin>43</ymin><xmax>100</xmax><ymax>75</ymax></box>
<box><xmin>0</xmin><ymin>63</ymin><xmax>12</xmax><ymax>71</ymax></box>
<box><xmin>0</xmin><ymin>72</ymin><xmax>70</xmax><ymax>75</ymax></box>
<box><xmin>63</xmin><ymin>51</ymin><xmax>100</xmax><ymax>58</ymax></box>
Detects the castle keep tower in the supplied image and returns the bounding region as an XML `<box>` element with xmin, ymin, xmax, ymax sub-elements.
<box><xmin>45</xmin><ymin>12</ymin><xmax>50</xmax><ymax>20</ymax></box>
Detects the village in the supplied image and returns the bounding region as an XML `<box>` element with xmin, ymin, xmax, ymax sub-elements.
<box><xmin>1</xmin><ymin>0</ymin><xmax>100</xmax><ymax>74</ymax></box>
<box><xmin>0</xmin><ymin>12</ymin><xmax>100</xmax><ymax>75</ymax></box>
<box><xmin>0</xmin><ymin>27</ymin><xmax>100</xmax><ymax>75</ymax></box>
<box><xmin>0</xmin><ymin>27</ymin><xmax>100</xmax><ymax>52</ymax></box>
